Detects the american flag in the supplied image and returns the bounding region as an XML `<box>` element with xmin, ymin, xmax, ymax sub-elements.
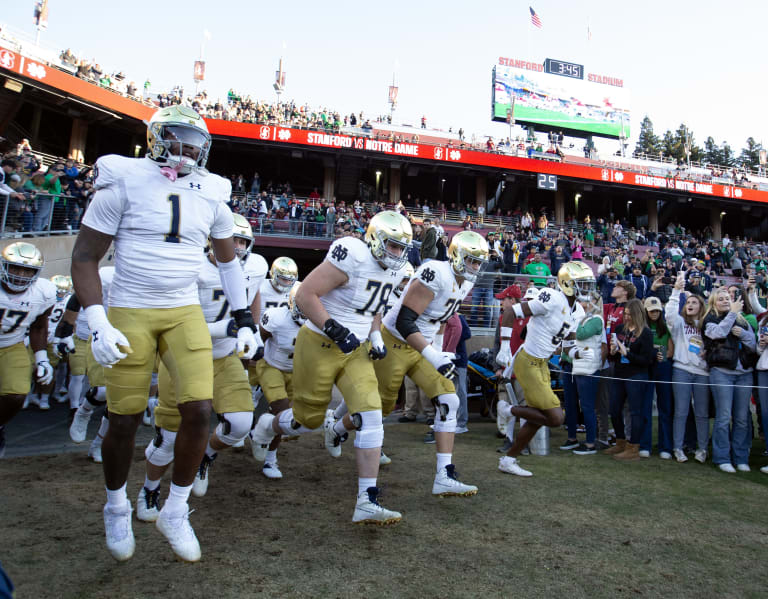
<box><xmin>529</xmin><ymin>6</ymin><xmax>542</xmax><ymax>29</ymax></box>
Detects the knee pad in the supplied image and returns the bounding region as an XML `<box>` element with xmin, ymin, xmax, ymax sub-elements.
<box><xmin>85</xmin><ymin>386</ymin><xmax>107</xmax><ymax>407</ymax></box>
<box><xmin>353</xmin><ymin>410</ymin><xmax>383</xmax><ymax>449</ymax></box>
<box><xmin>144</xmin><ymin>427</ymin><xmax>177</xmax><ymax>466</ymax></box>
<box><xmin>215</xmin><ymin>411</ymin><xmax>253</xmax><ymax>446</ymax></box>
<box><xmin>276</xmin><ymin>409</ymin><xmax>315</xmax><ymax>436</ymax></box>
<box><xmin>433</xmin><ymin>393</ymin><xmax>459</xmax><ymax>433</ymax></box>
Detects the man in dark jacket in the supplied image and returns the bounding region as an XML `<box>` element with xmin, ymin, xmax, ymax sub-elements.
<box><xmin>420</xmin><ymin>218</ymin><xmax>438</xmax><ymax>261</ymax></box>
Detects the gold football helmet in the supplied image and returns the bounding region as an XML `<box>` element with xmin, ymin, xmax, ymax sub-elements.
<box><xmin>50</xmin><ymin>274</ymin><xmax>73</xmax><ymax>298</ymax></box>
<box><xmin>448</xmin><ymin>231</ymin><xmax>489</xmax><ymax>282</ymax></box>
<box><xmin>270</xmin><ymin>257</ymin><xmax>298</xmax><ymax>293</ymax></box>
<box><xmin>394</xmin><ymin>262</ymin><xmax>415</xmax><ymax>298</ymax></box>
<box><xmin>365</xmin><ymin>210</ymin><xmax>413</xmax><ymax>270</ymax></box>
<box><xmin>146</xmin><ymin>105</ymin><xmax>211</xmax><ymax>174</ymax></box>
<box><xmin>1</xmin><ymin>242</ymin><xmax>44</xmax><ymax>292</ymax></box>
<box><xmin>558</xmin><ymin>261</ymin><xmax>596</xmax><ymax>300</ymax></box>
<box><xmin>288</xmin><ymin>282</ymin><xmax>306</xmax><ymax>325</ymax></box>
<box><xmin>232</xmin><ymin>213</ymin><xmax>254</xmax><ymax>261</ymax></box>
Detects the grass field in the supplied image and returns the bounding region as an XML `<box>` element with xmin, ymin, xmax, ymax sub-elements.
<box><xmin>2</xmin><ymin>421</ymin><xmax>768</xmax><ymax>599</ymax></box>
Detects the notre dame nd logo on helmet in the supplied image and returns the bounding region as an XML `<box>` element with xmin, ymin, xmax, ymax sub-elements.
<box><xmin>331</xmin><ymin>245</ymin><xmax>348</xmax><ymax>261</ymax></box>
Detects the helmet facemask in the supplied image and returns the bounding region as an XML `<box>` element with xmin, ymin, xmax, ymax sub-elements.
<box><xmin>371</xmin><ymin>230</ymin><xmax>410</xmax><ymax>270</ymax></box>
<box><xmin>452</xmin><ymin>252</ymin><xmax>486</xmax><ymax>283</ymax></box>
<box><xmin>149</xmin><ymin>124</ymin><xmax>211</xmax><ymax>175</ymax></box>
<box><xmin>271</xmin><ymin>274</ymin><xmax>296</xmax><ymax>293</ymax></box>
<box><xmin>233</xmin><ymin>234</ymin><xmax>254</xmax><ymax>261</ymax></box>
<box><xmin>1</xmin><ymin>262</ymin><xmax>41</xmax><ymax>292</ymax></box>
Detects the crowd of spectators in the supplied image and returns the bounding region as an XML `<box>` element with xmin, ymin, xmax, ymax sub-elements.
<box><xmin>0</xmin><ymin>140</ymin><xmax>93</xmax><ymax>234</ymax></box>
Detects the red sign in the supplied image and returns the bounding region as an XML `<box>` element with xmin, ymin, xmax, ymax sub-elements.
<box><xmin>193</xmin><ymin>60</ymin><xmax>205</xmax><ymax>82</ymax></box>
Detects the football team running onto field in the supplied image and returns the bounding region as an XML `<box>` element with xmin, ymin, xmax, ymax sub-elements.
<box><xmin>0</xmin><ymin>105</ymin><xmax>610</xmax><ymax>564</ymax></box>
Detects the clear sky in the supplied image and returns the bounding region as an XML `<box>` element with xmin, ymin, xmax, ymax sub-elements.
<box><xmin>3</xmin><ymin>0</ymin><xmax>766</xmax><ymax>155</ymax></box>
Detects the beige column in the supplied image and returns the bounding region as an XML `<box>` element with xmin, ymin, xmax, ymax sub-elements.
<box><xmin>389</xmin><ymin>166</ymin><xmax>401</xmax><ymax>206</ymax></box>
<box><xmin>323</xmin><ymin>165</ymin><xmax>335</xmax><ymax>203</ymax></box>
<box><xmin>647</xmin><ymin>198</ymin><xmax>658</xmax><ymax>232</ymax></box>
<box><xmin>554</xmin><ymin>188</ymin><xmax>565</xmax><ymax>225</ymax></box>
<box><xmin>68</xmin><ymin>118</ymin><xmax>88</xmax><ymax>163</ymax></box>
<box><xmin>710</xmin><ymin>207</ymin><xmax>722</xmax><ymax>241</ymax></box>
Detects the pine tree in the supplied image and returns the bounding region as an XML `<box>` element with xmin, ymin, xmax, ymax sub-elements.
<box><xmin>633</xmin><ymin>116</ymin><xmax>661</xmax><ymax>158</ymax></box>
<box><xmin>703</xmin><ymin>136</ymin><xmax>722</xmax><ymax>166</ymax></box>
<box><xmin>739</xmin><ymin>137</ymin><xmax>763</xmax><ymax>169</ymax></box>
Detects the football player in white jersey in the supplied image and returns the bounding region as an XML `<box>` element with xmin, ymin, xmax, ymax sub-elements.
<box><xmin>0</xmin><ymin>243</ymin><xmax>56</xmax><ymax>458</ymax></box>
<box><xmin>248</xmin><ymin>282</ymin><xmax>306</xmax><ymax>479</ymax></box>
<box><xmin>375</xmin><ymin>231</ymin><xmax>489</xmax><ymax>496</ymax></box>
<box><xmin>249</xmin><ymin>210</ymin><xmax>411</xmax><ymax>525</ymax></box>
<box><xmin>24</xmin><ymin>274</ymin><xmax>72</xmax><ymax>410</ymax></box>
<box><xmin>495</xmin><ymin>261</ymin><xmax>592</xmax><ymax>477</ymax></box>
<box><xmin>71</xmin><ymin>105</ymin><xmax>259</xmax><ymax>563</ymax></box>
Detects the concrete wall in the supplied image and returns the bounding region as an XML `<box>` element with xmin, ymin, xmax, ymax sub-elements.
<box><xmin>0</xmin><ymin>235</ymin><xmax>114</xmax><ymax>278</ymax></box>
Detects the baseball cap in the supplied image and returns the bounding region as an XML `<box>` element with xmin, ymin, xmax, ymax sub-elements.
<box><xmin>644</xmin><ymin>296</ymin><xmax>663</xmax><ymax>312</ymax></box>
<box><xmin>494</xmin><ymin>285</ymin><xmax>522</xmax><ymax>300</ymax></box>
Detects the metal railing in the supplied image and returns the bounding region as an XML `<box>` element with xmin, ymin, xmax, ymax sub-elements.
<box><xmin>0</xmin><ymin>194</ymin><xmax>83</xmax><ymax>238</ymax></box>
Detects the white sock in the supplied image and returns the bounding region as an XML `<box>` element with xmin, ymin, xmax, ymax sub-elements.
<box><xmin>91</xmin><ymin>434</ymin><xmax>104</xmax><ymax>451</ymax></box>
<box><xmin>358</xmin><ymin>477</ymin><xmax>377</xmax><ymax>495</ymax></box>
<box><xmin>68</xmin><ymin>375</ymin><xmax>86</xmax><ymax>409</ymax></box>
<box><xmin>105</xmin><ymin>483</ymin><xmax>128</xmax><ymax>510</ymax></box>
<box><xmin>205</xmin><ymin>442</ymin><xmax>216</xmax><ymax>458</ymax></box>
<box><xmin>144</xmin><ymin>477</ymin><xmax>160</xmax><ymax>492</ymax></box>
<box><xmin>163</xmin><ymin>482</ymin><xmax>192</xmax><ymax>515</ymax></box>
<box><xmin>333</xmin><ymin>400</ymin><xmax>348</xmax><ymax>419</ymax></box>
<box><xmin>97</xmin><ymin>416</ymin><xmax>109</xmax><ymax>438</ymax></box>
<box><xmin>332</xmin><ymin>419</ymin><xmax>348</xmax><ymax>437</ymax></box>
<box><xmin>436</xmin><ymin>452</ymin><xmax>452</xmax><ymax>472</ymax></box>
<box><xmin>265</xmin><ymin>450</ymin><xmax>277</xmax><ymax>464</ymax></box>
<box><xmin>40</xmin><ymin>393</ymin><xmax>50</xmax><ymax>403</ymax></box>
<box><xmin>506</xmin><ymin>415</ymin><xmax>516</xmax><ymax>442</ymax></box>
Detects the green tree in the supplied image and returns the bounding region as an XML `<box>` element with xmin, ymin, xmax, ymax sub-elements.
<box><xmin>674</xmin><ymin>124</ymin><xmax>702</xmax><ymax>164</ymax></box>
<box><xmin>633</xmin><ymin>116</ymin><xmax>661</xmax><ymax>157</ymax></box>
<box><xmin>661</xmin><ymin>130</ymin><xmax>677</xmax><ymax>161</ymax></box>
<box><xmin>721</xmin><ymin>142</ymin><xmax>736</xmax><ymax>167</ymax></box>
<box><xmin>703</xmin><ymin>136</ymin><xmax>721</xmax><ymax>166</ymax></box>
<box><xmin>739</xmin><ymin>137</ymin><xmax>763</xmax><ymax>169</ymax></box>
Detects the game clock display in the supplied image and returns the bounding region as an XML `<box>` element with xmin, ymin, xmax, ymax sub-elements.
<box><xmin>544</xmin><ymin>58</ymin><xmax>584</xmax><ymax>80</ymax></box>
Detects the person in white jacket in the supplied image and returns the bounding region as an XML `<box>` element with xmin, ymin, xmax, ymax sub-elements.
<box><xmin>665</xmin><ymin>272</ymin><xmax>709</xmax><ymax>464</ymax></box>
<box><xmin>756</xmin><ymin>312</ymin><xmax>768</xmax><ymax>475</ymax></box>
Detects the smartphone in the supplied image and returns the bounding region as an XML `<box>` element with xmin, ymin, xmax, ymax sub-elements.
<box><xmin>760</xmin><ymin>326</ymin><xmax>768</xmax><ymax>336</ymax></box>
<box><xmin>733</xmin><ymin>289</ymin><xmax>743</xmax><ymax>301</ymax></box>
<box><xmin>661</xmin><ymin>276</ymin><xmax>674</xmax><ymax>285</ymax></box>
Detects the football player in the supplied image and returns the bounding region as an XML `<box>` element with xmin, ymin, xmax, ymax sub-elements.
<box><xmin>71</xmin><ymin>105</ymin><xmax>260</xmax><ymax>563</ymax></box>
<box><xmin>495</xmin><ymin>261</ymin><xmax>592</xmax><ymax>477</ymax></box>
<box><xmin>24</xmin><ymin>274</ymin><xmax>72</xmax><ymax>410</ymax></box>
<box><xmin>248</xmin><ymin>282</ymin><xmax>306</xmax><ymax>479</ymax></box>
<box><xmin>374</xmin><ymin>231</ymin><xmax>488</xmax><ymax>496</ymax></box>
<box><xmin>0</xmin><ymin>242</ymin><xmax>56</xmax><ymax>457</ymax></box>
<box><xmin>135</xmin><ymin>214</ymin><xmax>266</xmax><ymax>519</ymax></box>
<box><xmin>249</xmin><ymin>210</ymin><xmax>411</xmax><ymax>525</ymax></box>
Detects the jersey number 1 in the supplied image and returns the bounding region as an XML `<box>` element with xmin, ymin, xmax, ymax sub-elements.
<box><xmin>165</xmin><ymin>194</ymin><xmax>181</xmax><ymax>243</ymax></box>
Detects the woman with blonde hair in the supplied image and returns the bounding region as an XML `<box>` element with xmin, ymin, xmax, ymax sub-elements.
<box><xmin>702</xmin><ymin>287</ymin><xmax>757</xmax><ymax>473</ymax></box>
<box><xmin>606</xmin><ymin>298</ymin><xmax>655</xmax><ymax>461</ymax></box>
<box><xmin>666</xmin><ymin>272</ymin><xmax>709</xmax><ymax>463</ymax></box>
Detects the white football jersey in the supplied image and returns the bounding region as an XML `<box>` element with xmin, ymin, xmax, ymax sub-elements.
<box><xmin>384</xmin><ymin>260</ymin><xmax>471</xmax><ymax>345</ymax></box>
<box><xmin>83</xmin><ymin>155</ymin><xmax>234</xmax><ymax>309</ymax></box>
<box><xmin>259</xmin><ymin>279</ymin><xmax>290</xmax><ymax>313</ymax></box>
<box><xmin>0</xmin><ymin>278</ymin><xmax>56</xmax><ymax>348</ymax></box>
<box><xmin>197</xmin><ymin>256</ymin><xmax>265</xmax><ymax>360</ymax></box>
<box><xmin>522</xmin><ymin>287</ymin><xmax>579</xmax><ymax>359</ymax></box>
<box><xmin>74</xmin><ymin>266</ymin><xmax>115</xmax><ymax>340</ymax></box>
<box><xmin>306</xmin><ymin>237</ymin><xmax>404</xmax><ymax>341</ymax></box>
<box><xmin>47</xmin><ymin>293</ymin><xmax>70</xmax><ymax>343</ymax></box>
<box><xmin>260</xmin><ymin>306</ymin><xmax>301</xmax><ymax>372</ymax></box>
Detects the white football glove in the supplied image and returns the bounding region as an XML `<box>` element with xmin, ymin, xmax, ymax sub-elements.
<box><xmin>85</xmin><ymin>305</ymin><xmax>132</xmax><ymax>367</ymax></box>
<box><xmin>34</xmin><ymin>350</ymin><xmax>54</xmax><ymax>385</ymax></box>
<box><xmin>368</xmin><ymin>330</ymin><xmax>387</xmax><ymax>360</ymax></box>
<box><xmin>422</xmin><ymin>345</ymin><xmax>457</xmax><ymax>379</ymax></box>
<box><xmin>236</xmin><ymin>326</ymin><xmax>260</xmax><ymax>360</ymax></box>
<box><xmin>496</xmin><ymin>345</ymin><xmax>513</xmax><ymax>369</ymax></box>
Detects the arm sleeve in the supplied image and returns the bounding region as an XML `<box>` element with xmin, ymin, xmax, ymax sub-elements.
<box><xmin>81</xmin><ymin>187</ymin><xmax>123</xmax><ymax>235</ymax></box>
<box><xmin>704</xmin><ymin>312</ymin><xmax>738</xmax><ymax>340</ymax></box>
<box><xmin>217</xmin><ymin>257</ymin><xmax>248</xmax><ymax>312</ymax></box>
<box><xmin>576</xmin><ymin>316</ymin><xmax>603</xmax><ymax>340</ymax></box>
<box><xmin>665</xmin><ymin>290</ymin><xmax>682</xmax><ymax>327</ymax></box>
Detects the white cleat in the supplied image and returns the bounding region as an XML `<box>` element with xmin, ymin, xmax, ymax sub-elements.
<box><xmin>192</xmin><ymin>454</ymin><xmax>216</xmax><ymax>498</ymax></box>
<box><xmin>38</xmin><ymin>396</ymin><xmax>50</xmax><ymax>411</ymax></box>
<box><xmin>249</xmin><ymin>413</ymin><xmax>276</xmax><ymax>462</ymax></box>
<box><xmin>262</xmin><ymin>462</ymin><xmax>283</xmax><ymax>479</ymax></box>
<box><xmin>88</xmin><ymin>442</ymin><xmax>103</xmax><ymax>464</ymax></box>
<box><xmin>103</xmin><ymin>503</ymin><xmax>135</xmax><ymax>562</ymax></box>
<box><xmin>432</xmin><ymin>465</ymin><xmax>478</xmax><ymax>497</ymax></box>
<box><xmin>324</xmin><ymin>420</ymin><xmax>347</xmax><ymax>459</ymax></box>
<box><xmin>498</xmin><ymin>456</ymin><xmax>533</xmax><ymax>477</ymax></box>
<box><xmin>156</xmin><ymin>509</ymin><xmax>201</xmax><ymax>562</ymax></box>
<box><xmin>69</xmin><ymin>406</ymin><xmax>92</xmax><ymax>443</ymax></box>
<box><xmin>379</xmin><ymin>450</ymin><xmax>392</xmax><ymax>465</ymax></box>
<box><xmin>56</xmin><ymin>388</ymin><xmax>69</xmax><ymax>403</ymax></box>
<box><xmin>496</xmin><ymin>398</ymin><xmax>512</xmax><ymax>435</ymax></box>
<box><xmin>352</xmin><ymin>487</ymin><xmax>401</xmax><ymax>526</ymax></box>
<box><xmin>136</xmin><ymin>486</ymin><xmax>161</xmax><ymax>523</ymax></box>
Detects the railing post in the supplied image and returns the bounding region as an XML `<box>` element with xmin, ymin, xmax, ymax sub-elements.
<box><xmin>0</xmin><ymin>193</ymin><xmax>9</xmax><ymax>237</ymax></box>
<box><xmin>47</xmin><ymin>194</ymin><xmax>55</xmax><ymax>235</ymax></box>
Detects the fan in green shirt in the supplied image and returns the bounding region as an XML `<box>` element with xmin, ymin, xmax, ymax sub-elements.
<box><xmin>522</xmin><ymin>253</ymin><xmax>551</xmax><ymax>286</ymax></box>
